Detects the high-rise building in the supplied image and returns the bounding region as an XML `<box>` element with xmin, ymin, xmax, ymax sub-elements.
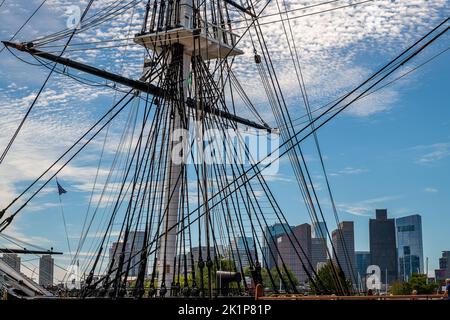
<box><xmin>128</xmin><ymin>231</ymin><xmax>146</xmax><ymax>277</ymax></box>
<box><xmin>177</xmin><ymin>246</ymin><xmax>222</xmax><ymax>273</ymax></box>
<box><xmin>369</xmin><ymin>209</ymin><xmax>397</xmax><ymax>285</ymax></box>
<box><xmin>311</xmin><ymin>221</ymin><xmax>328</xmax><ymax>273</ymax></box>
<box><xmin>277</xmin><ymin>223</ymin><xmax>312</xmax><ymax>284</ymax></box>
<box><xmin>39</xmin><ymin>255</ymin><xmax>54</xmax><ymax>287</ymax></box>
<box><xmin>312</xmin><ymin>221</ymin><xmax>327</xmax><ymax>239</ymax></box>
<box><xmin>332</xmin><ymin>221</ymin><xmax>356</xmax><ymax>284</ymax></box>
<box><xmin>311</xmin><ymin>238</ymin><xmax>328</xmax><ymax>273</ymax></box>
<box><xmin>0</xmin><ymin>253</ymin><xmax>21</xmax><ymax>273</ymax></box>
<box><xmin>439</xmin><ymin>251</ymin><xmax>450</xmax><ymax>270</ymax></box>
<box><xmin>396</xmin><ymin>214</ymin><xmax>424</xmax><ymax>280</ymax></box>
<box><xmin>435</xmin><ymin>251</ymin><xmax>450</xmax><ymax>283</ymax></box>
<box><xmin>109</xmin><ymin>234</ymin><xmax>150</xmax><ymax>278</ymax></box>
<box><xmin>109</xmin><ymin>241</ymin><xmax>130</xmax><ymax>278</ymax></box>
<box><xmin>262</xmin><ymin>223</ymin><xmax>292</xmax><ymax>270</ymax></box>
<box><xmin>355</xmin><ymin>251</ymin><xmax>371</xmax><ymax>290</ymax></box>
<box><xmin>230</xmin><ymin>236</ymin><xmax>256</xmax><ymax>269</ymax></box>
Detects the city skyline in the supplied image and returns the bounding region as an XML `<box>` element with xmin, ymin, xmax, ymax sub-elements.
<box><xmin>1</xmin><ymin>206</ymin><xmax>443</xmax><ymax>287</ymax></box>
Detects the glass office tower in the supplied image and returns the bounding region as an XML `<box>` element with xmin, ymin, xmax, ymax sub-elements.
<box><xmin>396</xmin><ymin>214</ymin><xmax>424</xmax><ymax>280</ymax></box>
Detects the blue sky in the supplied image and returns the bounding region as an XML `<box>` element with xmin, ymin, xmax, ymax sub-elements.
<box><xmin>0</xmin><ymin>0</ymin><xmax>449</xmax><ymax>282</ymax></box>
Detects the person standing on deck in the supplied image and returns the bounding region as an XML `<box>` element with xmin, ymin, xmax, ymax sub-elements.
<box><xmin>444</xmin><ymin>279</ymin><xmax>450</xmax><ymax>300</ymax></box>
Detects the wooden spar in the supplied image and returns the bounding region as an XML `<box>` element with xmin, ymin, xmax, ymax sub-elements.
<box><xmin>2</xmin><ymin>41</ymin><xmax>272</xmax><ymax>132</ymax></box>
<box><xmin>0</xmin><ymin>248</ymin><xmax>63</xmax><ymax>255</ymax></box>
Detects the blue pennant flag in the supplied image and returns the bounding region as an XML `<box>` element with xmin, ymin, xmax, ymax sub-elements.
<box><xmin>57</xmin><ymin>180</ymin><xmax>67</xmax><ymax>195</ymax></box>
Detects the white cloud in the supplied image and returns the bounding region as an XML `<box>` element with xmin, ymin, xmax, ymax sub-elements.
<box><xmin>413</xmin><ymin>142</ymin><xmax>450</xmax><ymax>164</ymax></box>
<box><xmin>0</xmin><ymin>224</ymin><xmax>52</xmax><ymax>247</ymax></box>
<box><xmin>336</xmin><ymin>204</ymin><xmax>372</xmax><ymax>216</ymax></box>
<box><xmin>424</xmin><ymin>187</ymin><xmax>438</xmax><ymax>193</ymax></box>
<box><xmin>26</xmin><ymin>202</ymin><xmax>60</xmax><ymax>213</ymax></box>
<box><xmin>263</xmin><ymin>173</ymin><xmax>294</xmax><ymax>182</ymax></box>
<box><xmin>337</xmin><ymin>195</ymin><xmax>402</xmax><ymax>216</ymax></box>
<box><xmin>68</xmin><ymin>230</ymin><xmax>120</xmax><ymax>240</ymax></box>
<box><xmin>231</xmin><ymin>0</ymin><xmax>449</xmax><ymax>123</ymax></box>
<box><xmin>330</xmin><ymin>166</ymin><xmax>368</xmax><ymax>176</ymax></box>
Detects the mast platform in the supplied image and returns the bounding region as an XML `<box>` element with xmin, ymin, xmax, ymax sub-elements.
<box><xmin>134</xmin><ymin>25</ymin><xmax>244</xmax><ymax>59</ymax></box>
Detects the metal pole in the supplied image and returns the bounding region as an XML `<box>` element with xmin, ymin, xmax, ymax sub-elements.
<box><xmin>385</xmin><ymin>268</ymin><xmax>388</xmax><ymax>295</ymax></box>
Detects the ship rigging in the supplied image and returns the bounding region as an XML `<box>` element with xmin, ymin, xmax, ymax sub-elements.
<box><xmin>0</xmin><ymin>0</ymin><xmax>448</xmax><ymax>299</ymax></box>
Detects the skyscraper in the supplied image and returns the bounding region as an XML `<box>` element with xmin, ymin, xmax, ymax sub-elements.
<box><xmin>312</xmin><ymin>221</ymin><xmax>327</xmax><ymax>239</ymax></box>
<box><xmin>39</xmin><ymin>255</ymin><xmax>54</xmax><ymax>287</ymax></box>
<box><xmin>435</xmin><ymin>251</ymin><xmax>450</xmax><ymax>283</ymax></box>
<box><xmin>311</xmin><ymin>221</ymin><xmax>328</xmax><ymax>272</ymax></box>
<box><xmin>109</xmin><ymin>241</ymin><xmax>130</xmax><ymax>278</ymax></box>
<box><xmin>396</xmin><ymin>214</ymin><xmax>424</xmax><ymax>280</ymax></box>
<box><xmin>0</xmin><ymin>253</ymin><xmax>21</xmax><ymax>273</ymax></box>
<box><xmin>231</xmin><ymin>236</ymin><xmax>256</xmax><ymax>269</ymax></box>
<box><xmin>332</xmin><ymin>221</ymin><xmax>356</xmax><ymax>284</ymax></box>
<box><xmin>277</xmin><ymin>223</ymin><xmax>312</xmax><ymax>284</ymax></box>
<box><xmin>369</xmin><ymin>209</ymin><xmax>397</xmax><ymax>285</ymax></box>
<box><xmin>355</xmin><ymin>251</ymin><xmax>371</xmax><ymax>290</ymax></box>
<box><xmin>128</xmin><ymin>231</ymin><xmax>146</xmax><ymax>277</ymax></box>
<box><xmin>108</xmin><ymin>232</ymin><xmax>147</xmax><ymax>278</ymax></box>
<box><xmin>262</xmin><ymin>223</ymin><xmax>292</xmax><ymax>270</ymax></box>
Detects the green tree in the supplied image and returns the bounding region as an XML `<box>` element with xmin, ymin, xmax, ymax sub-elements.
<box><xmin>408</xmin><ymin>273</ymin><xmax>438</xmax><ymax>294</ymax></box>
<box><xmin>176</xmin><ymin>258</ymin><xmax>242</xmax><ymax>291</ymax></box>
<box><xmin>269</xmin><ymin>267</ymin><xmax>299</xmax><ymax>292</ymax></box>
<box><xmin>391</xmin><ymin>280</ymin><xmax>411</xmax><ymax>295</ymax></box>
<box><xmin>310</xmin><ymin>261</ymin><xmax>352</xmax><ymax>295</ymax></box>
<box><xmin>243</xmin><ymin>266</ymin><xmax>270</xmax><ymax>288</ymax></box>
<box><xmin>391</xmin><ymin>274</ymin><xmax>438</xmax><ymax>295</ymax></box>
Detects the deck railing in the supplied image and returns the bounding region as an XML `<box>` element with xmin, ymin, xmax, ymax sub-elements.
<box><xmin>199</xmin><ymin>20</ymin><xmax>238</xmax><ymax>47</ymax></box>
<box><xmin>254</xmin><ymin>284</ymin><xmax>445</xmax><ymax>300</ymax></box>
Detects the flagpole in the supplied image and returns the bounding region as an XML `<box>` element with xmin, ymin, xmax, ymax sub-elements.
<box><xmin>56</xmin><ymin>177</ymin><xmax>72</xmax><ymax>262</ymax></box>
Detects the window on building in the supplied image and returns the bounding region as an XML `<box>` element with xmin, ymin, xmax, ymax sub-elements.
<box><xmin>403</xmin><ymin>246</ymin><xmax>411</xmax><ymax>255</ymax></box>
<box><xmin>397</xmin><ymin>225</ymin><xmax>415</xmax><ymax>232</ymax></box>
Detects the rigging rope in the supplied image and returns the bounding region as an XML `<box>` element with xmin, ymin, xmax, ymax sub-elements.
<box><xmin>0</xmin><ymin>0</ymin><xmax>96</xmax><ymax>166</ymax></box>
<box><xmin>56</xmin><ymin>177</ymin><xmax>72</xmax><ymax>262</ymax></box>
<box><xmin>103</xmin><ymin>19</ymin><xmax>449</xmax><ymax>296</ymax></box>
<box><xmin>0</xmin><ymin>0</ymin><xmax>47</xmax><ymax>55</ymax></box>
